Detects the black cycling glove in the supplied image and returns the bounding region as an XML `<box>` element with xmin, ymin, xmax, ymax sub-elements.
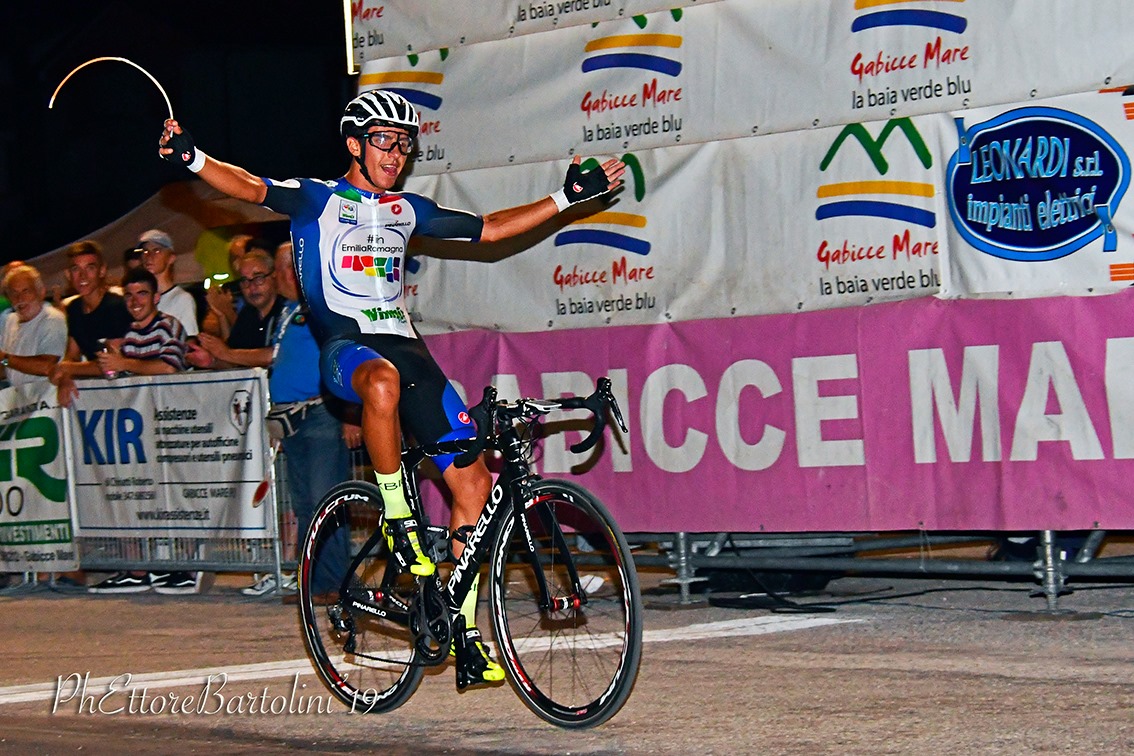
<box><xmin>161</xmin><ymin>127</ymin><xmax>206</xmax><ymax>172</ymax></box>
<box><xmin>551</xmin><ymin>161</ymin><xmax>612</xmax><ymax>211</ymax></box>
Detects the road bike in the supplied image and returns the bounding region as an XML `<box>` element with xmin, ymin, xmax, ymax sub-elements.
<box><xmin>297</xmin><ymin>377</ymin><xmax>642</xmax><ymax>728</ymax></box>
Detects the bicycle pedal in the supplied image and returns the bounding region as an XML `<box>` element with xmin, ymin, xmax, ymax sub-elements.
<box><xmin>424</xmin><ymin>525</ymin><xmax>451</xmax><ymax>564</ymax></box>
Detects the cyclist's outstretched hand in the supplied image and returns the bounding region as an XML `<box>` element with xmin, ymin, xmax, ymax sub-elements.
<box><xmin>551</xmin><ymin>155</ymin><xmax>626</xmax><ymax>211</ymax></box>
<box><xmin>158</xmin><ymin>119</ymin><xmax>205</xmax><ymax>171</ymax></box>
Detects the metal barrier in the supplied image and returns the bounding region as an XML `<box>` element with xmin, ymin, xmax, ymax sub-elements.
<box><xmin>73</xmin><ymin>446</ymin><xmax>371</xmax><ymax>580</ymax></box>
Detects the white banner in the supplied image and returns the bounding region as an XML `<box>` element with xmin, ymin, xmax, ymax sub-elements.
<box><xmin>348</xmin><ymin>0</ymin><xmax>714</xmax><ymax>72</ymax></box>
<box><xmin>359</xmin><ymin>0</ymin><xmax>1134</xmax><ymax>176</ymax></box>
<box><xmin>404</xmin><ymin>114</ymin><xmax>953</xmax><ymax>333</ymax></box>
<box><xmin>395</xmin><ymin>93</ymin><xmax>1134</xmax><ymax>333</ymax></box>
<box><xmin>0</xmin><ymin>383</ymin><xmax>76</xmax><ymax>573</ymax></box>
<box><xmin>941</xmin><ymin>92</ymin><xmax>1134</xmax><ymax>298</ymax></box>
<box><xmin>65</xmin><ymin>369</ymin><xmax>274</xmax><ymax>538</ymax></box>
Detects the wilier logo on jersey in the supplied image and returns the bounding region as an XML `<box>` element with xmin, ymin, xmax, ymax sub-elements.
<box><xmin>339</xmin><ymin>200</ymin><xmax>358</xmax><ymax>225</ymax></box>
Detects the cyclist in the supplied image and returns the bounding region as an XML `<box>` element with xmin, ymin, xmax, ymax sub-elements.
<box><xmin>159</xmin><ymin>89</ymin><xmax>624</xmax><ymax>686</ymax></box>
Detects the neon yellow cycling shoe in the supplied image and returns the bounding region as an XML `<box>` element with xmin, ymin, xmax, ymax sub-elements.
<box><xmin>382</xmin><ymin>516</ymin><xmax>436</xmax><ymax>577</ymax></box>
<box><xmin>452</xmin><ymin>622</ymin><xmax>506</xmax><ymax>690</ymax></box>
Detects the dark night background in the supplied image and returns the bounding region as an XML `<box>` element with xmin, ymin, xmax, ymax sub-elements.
<box><xmin>0</xmin><ymin>1</ymin><xmax>357</xmax><ymax>266</ymax></box>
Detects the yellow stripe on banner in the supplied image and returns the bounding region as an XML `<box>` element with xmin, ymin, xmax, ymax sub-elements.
<box><xmin>817</xmin><ymin>181</ymin><xmax>935</xmax><ymax>198</ymax></box>
<box><xmin>573</xmin><ymin>212</ymin><xmax>648</xmax><ymax>228</ymax></box>
<box><xmin>359</xmin><ymin>71</ymin><xmax>445</xmax><ymax>86</ymax></box>
<box><xmin>585</xmin><ymin>34</ymin><xmax>683</xmax><ymax>52</ymax></box>
<box><xmin>855</xmin><ymin>0</ymin><xmax>965</xmax><ymax>9</ymax></box>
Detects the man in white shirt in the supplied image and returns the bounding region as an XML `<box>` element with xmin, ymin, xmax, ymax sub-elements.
<box><xmin>136</xmin><ymin>229</ymin><xmax>200</xmax><ymax>339</ymax></box>
<box><xmin>0</xmin><ymin>264</ymin><xmax>67</xmax><ymax>387</ymax></box>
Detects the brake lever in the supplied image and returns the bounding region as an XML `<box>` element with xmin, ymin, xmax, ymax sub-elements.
<box><xmin>596</xmin><ymin>376</ymin><xmax>628</xmax><ymax>433</ymax></box>
<box><xmin>453</xmin><ymin>385</ymin><xmax>496</xmax><ymax>468</ymax></box>
<box><xmin>568</xmin><ymin>377</ymin><xmax>616</xmax><ymax>455</ymax></box>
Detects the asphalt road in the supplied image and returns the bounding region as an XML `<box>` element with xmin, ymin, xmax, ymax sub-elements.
<box><xmin>1</xmin><ymin>572</ymin><xmax>1132</xmax><ymax>754</ymax></box>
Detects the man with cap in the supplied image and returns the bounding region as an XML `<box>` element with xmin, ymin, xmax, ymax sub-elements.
<box><xmin>136</xmin><ymin>229</ymin><xmax>200</xmax><ymax>339</ymax></box>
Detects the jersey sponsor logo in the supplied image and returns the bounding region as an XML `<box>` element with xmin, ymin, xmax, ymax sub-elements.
<box><xmin>341</xmin><ymin>253</ymin><xmax>401</xmax><ymax>283</ymax></box>
<box><xmin>360</xmin><ymin>306</ymin><xmax>405</xmax><ymax>323</ymax></box>
<box><xmin>339</xmin><ymin>199</ymin><xmax>358</xmax><ymax>225</ymax></box>
<box><xmin>457</xmin><ymin>411</ymin><xmax>471</xmax><ymax>425</ymax></box>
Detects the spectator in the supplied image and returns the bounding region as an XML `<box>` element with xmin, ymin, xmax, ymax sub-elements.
<box><xmin>188</xmin><ymin>249</ymin><xmax>284</xmax><ymax>369</ymax></box>
<box><xmin>86</xmin><ymin>267</ymin><xmax>198</xmax><ymax>596</ymax></box>
<box><xmin>136</xmin><ymin>229</ymin><xmax>200</xmax><ymax>339</ymax></box>
<box><xmin>55</xmin><ymin>240</ymin><xmax>133</xmax><ymax>362</ymax></box>
<box><xmin>99</xmin><ymin>267</ymin><xmax>189</xmax><ymax>376</ymax></box>
<box><xmin>0</xmin><ymin>259</ymin><xmax>27</xmax><ymax>330</ymax></box>
<box><xmin>202</xmin><ymin>234</ymin><xmax>261</xmax><ymax>341</ymax></box>
<box><xmin>242</xmin><ymin>242</ymin><xmax>359</xmax><ymax>598</ymax></box>
<box><xmin>0</xmin><ymin>263</ymin><xmax>67</xmax><ymax>387</ymax></box>
<box><xmin>123</xmin><ymin>246</ymin><xmax>144</xmax><ymax>271</ymax></box>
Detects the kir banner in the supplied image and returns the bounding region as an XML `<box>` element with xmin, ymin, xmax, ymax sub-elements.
<box><xmin>422</xmin><ymin>288</ymin><xmax>1134</xmax><ymax>533</ymax></box>
<box><xmin>0</xmin><ymin>382</ymin><xmax>77</xmax><ymax>573</ymax></box>
<box><xmin>65</xmin><ymin>369</ymin><xmax>274</xmax><ymax>537</ymax></box>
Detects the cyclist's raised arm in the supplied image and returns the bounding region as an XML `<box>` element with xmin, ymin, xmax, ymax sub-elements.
<box><xmin>158</xmin><ymin>119</ymin><xmax>267</xmax><ymax>205</ymax></box>
<box><xmin>479</xmin><ymin>155</ymin><xmax>625</xmax><ymax>243</ymax></box>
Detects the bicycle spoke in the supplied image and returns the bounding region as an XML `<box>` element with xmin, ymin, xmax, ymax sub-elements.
<box><xmin>491</xmin><ymin>480</ymin><xmax>642</xmax><ymax>728</ymax></box>
<box><xmin>298</xmin><ymin>482</ymin><xmax>424</xmax><ymax>713</ymax></box>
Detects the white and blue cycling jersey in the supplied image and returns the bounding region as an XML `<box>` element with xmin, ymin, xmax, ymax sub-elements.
<box><xmin>260</xmin><ymin>176</ymin><xmax>484</xmax><ymax>471</ymax></box>
<box><xmin>261</xmin><ymin>177</ymin><xmax>483</xmax><ymax>344</ymax></box>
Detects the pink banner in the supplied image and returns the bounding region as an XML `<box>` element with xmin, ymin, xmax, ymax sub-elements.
<box><xmin>421</xmin><ymin>289</ymin><xmax>1134</xmax><ymax>532</ymax></box>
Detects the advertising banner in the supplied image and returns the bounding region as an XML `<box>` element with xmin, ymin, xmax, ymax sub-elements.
<box><xmin>941</xmin><ymin>92</ymin><xmax>1134</xmax><ymax>298</ymax></box>
<box><xmin>0</xmin><ymin>383</ymin><xmax>77</xmax><ymax>573</ymax></box>
<box><xmin>348</xmin><ymin>0</ymin><xmax>714</xmax><ymax>73</ymax></box>
<box><xmin>64</xmin><ymin>370</ymin><xmax>274</xmax><ymax>538</ymax></box>
<box><xmin>357</xmin><ymin>0</ymin><xmax>1134</xmax><ymax>175</ymax></box>
<box><xmin>421</xmin><ymin>288</ymin><xmax>1134</xmax><ymax>533</ymax></box>
<box><xmin>404</xmin><ymin>116</ymin><xmax>951</xmax><ymax>334</ymax></box>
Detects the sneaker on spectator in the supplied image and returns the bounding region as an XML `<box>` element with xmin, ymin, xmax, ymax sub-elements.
<box><xmin>151</xmin><ymin>571</ymin><xmax>202</xmax><ymax>595</ymax></box>
<box><xmin>89</xmin><ymin>572</ymin><xmax>151</xmax><ymax>594</ymax></box>
<box><xmin>241</xmin><ymin>572</ymin><xmax>297</xmax><ymax>597</ymax></box>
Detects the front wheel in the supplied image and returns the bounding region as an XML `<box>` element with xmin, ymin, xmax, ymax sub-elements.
<box><xmin>489</xmin><ymin>479</ymin><xmax>642</xmax><ymax>728</ymax></box>
<box><xmin>298</xmin><ymin>481</ymin><xmax>423</xmax><ymax>713</ymax></box>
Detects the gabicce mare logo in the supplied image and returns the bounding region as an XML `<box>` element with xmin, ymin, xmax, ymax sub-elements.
<box><xmin>947</xmin><ymin>107</ymin><xmax>1130</xmax><ymax>261</ymax></box>
<box><xmin>817</xmin><ymin>118</ymin><xmax>936</xmax><ymax>229</ymax></box>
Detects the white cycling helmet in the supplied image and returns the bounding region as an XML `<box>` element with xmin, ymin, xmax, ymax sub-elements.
<box><xmin>340</xmin><ymin>90</ymin><xmax>420</xmax><ymax>139</ymax></box>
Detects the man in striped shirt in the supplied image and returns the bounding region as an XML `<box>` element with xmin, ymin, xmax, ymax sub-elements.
<box><xmin>99</xmin><ymin>267</ymin><xmax>188</xmax><ymax>376</ymax></box>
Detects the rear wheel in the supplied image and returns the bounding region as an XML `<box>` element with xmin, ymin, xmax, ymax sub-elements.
<box><xmin>298</xmin><ymin>481</ymin><xmax>423</xmax><ymax>713</ymax></box>
<box><xmin>489</xmin><ymin>479</ymin><xmax>642</xmax><ymax>728</ymax></box>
